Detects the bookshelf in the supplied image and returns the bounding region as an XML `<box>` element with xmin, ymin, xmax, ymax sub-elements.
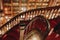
<box><xmin>2</xmin><ymin>0</ymin><xmax>60</xmax><ymax>19</ymax></box>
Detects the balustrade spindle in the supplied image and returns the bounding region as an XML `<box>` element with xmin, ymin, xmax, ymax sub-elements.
<box><xmin>22</xmin><ymin>14</ymin><xmax>25</xmax><ymax>20</ymax></box>
<box><xmin>44</xmin><ymin>10</ymin><xmax>46</xmax><ymax>17</ymax></box>
<box><xmin>10</xmin><ymin>21</ymin><xmax>14</xmax><ymax>28</ymax></box>
<box><xmin>56</xmin><ymin>12</ymin><xmax>59</xmax><ymax>18</ymax></box>
<box><xmin>55</xmin><ymin>9</ymin><xmax>60</xmax><ymax>18</ymax></box>
<box><xmin>24</xmin><ymin>14</ymin><xmax>26</xmax><ymax>20</ymax></box>
<box><xmin>14</xmin><ymin>19</ymin><xmax>17</xmax><ymax>25</ymax></box>
<box><xmin>11</xmin><ymin>18</ymin><xmax>16</xmax><ymax>27</ymax></box>
<box><xmin>33</xmin><ymin>11</ymin><xmax>35</xmax><ymax>17</ymax></box>
<box><xmin>32</xmin><ymin>11</ymin><xmax>34</xmax><ymax>19</ymax></box>
<box><xmin>8</xmin><ymin>23</ymin><xmax>11</xmax><ymax>29</ymax></box>
<box><xmin>34</xmin><ymin>11</ymin><xmax>37</xmax><ymax>17</ymax></box>
<box><xmin>12</xmin><ymin>20</ymin><xmax>15</xmax><ymax>26</ymax></box>
<box><xmin>41</xmin><ymin>10</ymin><xmax>44</xmax><ymax>16</ymax></box>
<box><xmin>27</xmin><ymin>12</ymin><xmax>29</xmax><ymax>20</ymax></box>
<box><xmin>49</xmin><ymin>9</ymin><xmax>54</xmax><ymax>19</ymax></box>
<box><xmin>33</xmin><ymin>11</ymin><xmax>36</xmax><ymax>18</ymax></box>
<box><xmin>58</xmin><ymin>9</ymin><xmax>60</xmax><ymax>12</ymax></box>
<box><xmin>28</xmin><ymin>12</ymin><xmax>30</xmax><ymax>19</ymax></box>
<box><xmin>27</xmin><ymin>13</ymin><xmax>28</xmax><ymax>20</ymax></box>
<box><xmin>18</xmin><ymin>16</ymin><xmax>21</xmax><ymax>21</ymax></box>
<box><xmin>43</xmin><ymin>10</ymin><xmax>45</xmax><ymax>15</ymax></box>
<box><xmin>15</xmin><ymin>19</ymin><xmax>17</xmax><ymax>25</ymax></box>
<box><xmin>27</xmin><ymin>12</ymin><xmax>30</xmax><ymax>20</ymax></box>
<box><xmin>1</xmin><ymin>28</ymin><xmax>4</xmax><ymax>35</ymax></box>
<box><xmin>25</xmin><ymin>13</ymin><xmax>28</xmax><ymax>20</ymax></box>
<box><xmin>50</xmin><ymin>9</ymin><xmax>55</xmax><ymax>19</ymax></box>
<box><xmin>6</xmin><ymin>25</ymin><xmax>9</xmax><ymax>30</ymax></box>
<box><xmin>30</xmin><ymin>12</ymin><xmax>33</xmax><ymax>20</ymax></box>
<box><xmin>52</xmin><ymin>13</ymin><xmax>55</xmax><ymax>19</ymax></box>
<box><xmin>16</xmin><ymin>18</ymin><xmax>18</xmax><ymax>24</ymax></box>
<box><xmin>38</xmin><ymin>11</ymin><xmax>39</xmax><ymax>16</ymax></box>
<box><xmin>48</xmin><ymin>10</ymin><xmax>51</xmax><ymax>19</ymax></box>
<box><xmin>10</xmin><ymin>19</ymin><xmax>15</xmax><ymax>28</ymax></box>
<box><xmin>22</xmin><ymin>14</ymin><xmax>24</xmax><ymax>20</ymax></box>
<box><xmin>32</xmin><ymin>12</ymin><xmax>34</xmax><ymax>19</ymax></box>
<box><xmin>30</xmin><ymin>12</ymin><xmax>32</xmax><ymax>20</ymax></box>
<box><xmin>44</xmin><ymin>10</ymin><xmax>47</xmax><ymax>18</ymax></box>
<box><xmin>7</xmin><ymin>23</ymin><xmax>10</xmax><ymax>30</ymax></box>
<box><xmin>20</xmin><ymin>16</ymin><xmax>22</xmax><ymax>20</ymax></box>
<box><xmin>17</xmin><ymin>17</ymin><xmax>20</xmax><ymax>24</ymax></box>
<box><xmin>35</xmin><ymin>11</ymin><xmax>37</xmax><ymax>17</ymax></box>
<box><xmin>3</xmin><ymin>26</ymin><xmax>7</xmax><ymax>34</ymax></box>
<box><xmin>33</xmin><ymin>11</ymin><xmax>35</xmax><ymax>18</ymax></box>
<box><xmin>38</xmin><ymin>11</ymin><xmax>40</xmax><ymax>15</ymax></box>
<box><xmin>35</xmin><ymin>11</ymin><xmax>38</xmax><ymax>16</ymax></box>
<box><xmin>40</xmin><ymin>10</ymin><xmax>42</xmax><ymax>16</ymax></box>
<box><xmin>39</xmin><ymin>10</ymin><xmax>41</xmax><ymax>15</ymax></box>
<box><xmin>21</xmin><ymin>15</ymin><xmax>24</xmax><ymax>20</ymax></box>
<box><xmin>52</xmin><ymin>9</ymin><xmax>57</xmax><ymax>19</ymax></box>
<box><xmin>0</xmin><ymin>30</ymin><xmax>1</xmax><ymax>34</ymax></box>
<box><xmin>58</xmin><ymin>9</ymin><xmax>60</xmax><ymax>16</ymax></box>
<box><xmin>52</xmin><ymin>9</ymin><xmax>56</xmax><ymax>19</ymax></box>
<box><xmin>0</xmin><ymin>30</ymin><xmax>2</xmax><ymax>37</ymax></box>
<box><xmin>25</xmin><ymin>14</ymin><xmax>26</xmax><ymax>20</ymax></box>
<box><xmin>21</xmin><ymin>15</ymin><xmax>23</xmax><ymax>20</ymax></box>
<box><xmin>17</xmin><ymin>17</ymin><xmax>19</xmax><ymax>24</ymax></box>
<box><xmin>35</xmin><ymin>11</ymin><xmax>37</xmax><ymax>16</ymax></box>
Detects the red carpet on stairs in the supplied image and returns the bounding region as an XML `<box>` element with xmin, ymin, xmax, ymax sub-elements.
<box><xmin>46</xmin><ymin>16</ymin><xmax>60</xmax><ymax>40</ymax></box>
<box><xmin>2</xmin><ymin>25</ymin><xmax>20</xmax><ymax>40</ymax></box>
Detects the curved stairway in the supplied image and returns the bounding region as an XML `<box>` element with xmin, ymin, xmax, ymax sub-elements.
<box><xmin>0</xmin><ymin>5</ymin><xmax>60</xmax><ymax>40</ymax></box>
<box><xmin>24</xmin><ymin>15</ymin><xmax>60</xmax><ymax>40</ymax></box>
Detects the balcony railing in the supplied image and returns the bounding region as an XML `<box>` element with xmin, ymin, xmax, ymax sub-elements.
<box><xmin>0</xmin><ymin>5</ymin><xmax>60</xmax><ymax>37</ymax></box>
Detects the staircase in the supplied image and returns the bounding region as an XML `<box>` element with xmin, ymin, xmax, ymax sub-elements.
<box><xmin>24</xmin><ymin>15</ymin><xmax>60</xmax><ymax>40</ymax></box>
<box><xmin>0</xmin><ymin>5</ymin><xmax>60</xmax><ymax>40</ymax></box>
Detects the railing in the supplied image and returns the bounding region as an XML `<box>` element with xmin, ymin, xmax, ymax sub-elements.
<box><xmin>0</xmin><ymin>5</ymin><xmax>60</xmax><ymax>37</ymax></box>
